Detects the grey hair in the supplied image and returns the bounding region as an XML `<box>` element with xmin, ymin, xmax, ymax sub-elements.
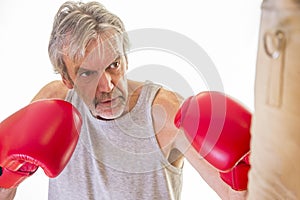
<box><xmin>48</xmin><ymin>1</ymin><xmax>129</xmax><ymax>75</ymax></box>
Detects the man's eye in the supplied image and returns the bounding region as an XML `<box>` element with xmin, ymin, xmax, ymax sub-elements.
<box><xmin>108</xmin><ymin>61</ymin><xmax>120</xmax><ymax>69</ymax></box>
<box><xmin>80</xmin><ymin>71</ymin><xmax>96</xmax><ymax>77</ymax></box>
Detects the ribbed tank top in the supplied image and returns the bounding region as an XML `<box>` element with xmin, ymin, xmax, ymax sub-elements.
<box><xmin>48</xmin><ymin>81</ymin><xmax>183</xmax><ymax>200</ymax></box>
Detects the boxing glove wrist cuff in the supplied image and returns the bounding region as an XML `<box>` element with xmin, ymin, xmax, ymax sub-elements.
<box><xmin>0</xmin><ymin>166</ymin><xmax>38</xmax><ymax>188</ymax></box>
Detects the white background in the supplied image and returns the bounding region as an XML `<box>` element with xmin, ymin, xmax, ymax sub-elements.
<box><xmin>0</xmin><ymin>0</ymin><xmax>262</xmax><ymax>199</ymax></box>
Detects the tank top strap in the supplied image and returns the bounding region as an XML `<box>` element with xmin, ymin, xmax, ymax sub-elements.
<box><xmin>133</xmin><ymin>80</ymin><xmax>162</xmax><ymax>113</ymax></box>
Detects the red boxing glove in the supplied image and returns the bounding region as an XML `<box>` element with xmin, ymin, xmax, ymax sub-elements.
<box><xmin>174</xmin><ymin>91</ymin><xmax>251</xmax><ymax>190</ymax></box>
<box><xmin>0</xmin><ymin>99</ymin><xmax>82</xmax><ymax>188</ymax></box>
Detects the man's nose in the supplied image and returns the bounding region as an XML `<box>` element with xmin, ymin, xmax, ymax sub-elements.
<box><xmin>98</xmin><ymin>71</ymin><xmax>114</xmax><ymax>93</ymax></box>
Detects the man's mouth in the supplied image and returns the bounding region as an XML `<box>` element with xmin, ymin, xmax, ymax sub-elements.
<box><xmin>96</xmin><ymin>96</ymin><xmax>124</xmax><ymax>108</ymax></box>
<box><xmin>100</xmin><ymin>99</ymin><xmax>114</xmax><ymax>104</ymax></box>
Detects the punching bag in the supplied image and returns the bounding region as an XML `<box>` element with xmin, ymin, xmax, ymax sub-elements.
<box><xmin>248</xmin><ymin>0</ymin><xmax>300</xmax><ymax>199</ymax></box>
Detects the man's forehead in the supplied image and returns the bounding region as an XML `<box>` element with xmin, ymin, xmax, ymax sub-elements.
<box><xmin>65</xmin><ymin>32</ymin><xmax>124</xmax><ymax>72</ymax></box>
<box><xmin>82</xmin><ymin>37</ymin><xmax>122</xmax><ymax>65</ymax></box>
<box><xmin>74</xmin><ymin>34</ymin><xmax>124</xmax><ymax>65</ymax></box>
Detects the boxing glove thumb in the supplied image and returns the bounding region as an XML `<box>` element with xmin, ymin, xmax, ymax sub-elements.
<box><xmin>219</xmin><ymin>153</ymin><xmax>250</xmax><ymax>190</ymax></box>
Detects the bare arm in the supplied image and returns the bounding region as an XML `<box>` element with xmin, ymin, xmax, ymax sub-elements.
<box><xmin>175</xmin><ymin>131</ymin><xmax>247</xmax><ymax>200</ymax></box>
<box><xmin>153</xmin><ymin>87</ymin><xmax>247</xmax><ymax>199</ymax></box>
<box><xmin>0</xmin><ymin>188</ymin><xmax>17</xmax><ymax>200</ymax></box>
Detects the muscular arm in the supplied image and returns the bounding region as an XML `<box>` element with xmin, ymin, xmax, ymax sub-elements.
<box><xmin>153</xmin><ymin>88</ymin><xmax>246</xmax><ymax>199</ymax></box>
<box><xmin>152</xmin><ymin>88</ymin><xmax>185</xmax><ymax>168</ymax></box>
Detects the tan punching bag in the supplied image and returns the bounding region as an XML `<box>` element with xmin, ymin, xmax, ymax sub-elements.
<box><xmin>248</xmin><ymin>0</ymin><xmax>300</xmax><ymax>199</ymax></box>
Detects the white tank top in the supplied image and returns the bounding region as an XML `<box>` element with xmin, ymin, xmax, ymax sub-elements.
<box><xmin>48</xmin><ymin>81</ymin><xmax>183</xmax><ymax>200</ymax></box>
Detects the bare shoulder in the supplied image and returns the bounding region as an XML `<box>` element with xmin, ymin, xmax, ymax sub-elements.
<box><xmin>152</xmin><ymin>87</ymin><xmax>184</xmax><ymax>137</ymax></box>
<box><xmin>153</xmin><ymin>87</ymin><xmax>184</xmax><ymax>119</ymax></box>
<box><xmin>31</xmin><ymin>80</ymin><xmax>69</xmax><ymax>102</ymax></box>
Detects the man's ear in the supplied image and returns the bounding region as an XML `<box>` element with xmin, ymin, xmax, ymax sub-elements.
<box><xmin>61</xmin><ymin>73</ymin><xmax>74</xmax><ymax>89</ymax></box>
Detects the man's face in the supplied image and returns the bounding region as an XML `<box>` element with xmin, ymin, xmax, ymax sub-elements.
<box><xmin>63</xmin><ymin>33</ymin><xmax>128</xmax><ymax>120</ymax></box>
